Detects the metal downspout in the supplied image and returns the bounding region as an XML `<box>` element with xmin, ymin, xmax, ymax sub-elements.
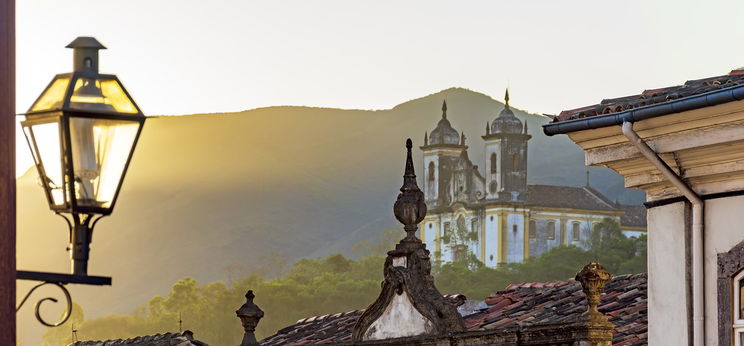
<box><xmin>621</xmin><ymin>121</ymin><xmax>705</xmax><ymax>346</ymax></box>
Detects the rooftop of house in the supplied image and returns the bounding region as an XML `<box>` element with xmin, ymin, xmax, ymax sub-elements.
<box><xmin>617</xmin><ymin>204</ymin><xmax>647</xmax><ymax>229</ymax></box>
<box><xmin>553</xmin><ymin>68</ymin><xmax>744</xmax><ymax>123</ymax></box>
<box><xmin>70</xmin><ymin>331</ymin><xmax>208</xmax><ymax>346</ymax></box>
<box><xmin>260</xmin><ymin>273</ymin><xmax>648</xmax><ymax>345</ymax></box>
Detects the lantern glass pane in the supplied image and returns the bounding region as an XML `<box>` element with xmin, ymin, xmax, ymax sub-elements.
<box><xmin>29</xmin><ymin>76</ymin><xmax>71</xmax><ymax>113</ymax></box>
<box><xmin>69</xmin><ymin>117</ymin><xmax>139</xmax><ymax>209</ymax></box>
<box><xmin>69</xmin><ymin>77</ymin><xmax>139</xmax><ymax>114</ymax></box>
<box><xmin>24</xmin><ymin>120</ymin><xmax>67</xmax><ymax>206</ymax></box>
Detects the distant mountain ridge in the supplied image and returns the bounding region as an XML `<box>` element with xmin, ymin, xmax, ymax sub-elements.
<box><xmin>16</xmin><ymin>87</ymin><xmax>643</xmax><ymax>344</ymax></box>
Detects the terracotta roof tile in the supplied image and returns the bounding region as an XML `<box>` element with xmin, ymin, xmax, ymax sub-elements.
<box><xmin>554</xmin><ymin>70</ymin><xmax>744</xmax><ymax>122</ymax></box>
<box><xmin>261</xmin><ymin>274</ymin><xmax>647</xmax><ymax>345</ymax></box>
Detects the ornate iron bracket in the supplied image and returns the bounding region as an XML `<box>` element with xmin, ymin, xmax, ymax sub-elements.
<box><xmin>16</xmin><ymin>270</ymin><xmax>111</xmax><ymax>327</ymax></box>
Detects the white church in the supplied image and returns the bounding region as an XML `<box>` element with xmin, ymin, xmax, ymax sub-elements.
<box><xmin>419</xmin><ymin>91</ymin><xmax>646</xmax><ymax>267</ymax></box>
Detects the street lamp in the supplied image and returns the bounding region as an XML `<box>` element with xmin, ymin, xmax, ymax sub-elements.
<box><xmin>21</xmin><ymin>37</ymin><xmax>145</xmax><ymax>276</ymax></box>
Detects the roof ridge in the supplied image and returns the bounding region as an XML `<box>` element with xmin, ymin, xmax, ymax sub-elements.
<box><xmin>580</xmin><ymin>185</ymin><xmax>617</xmax><ymax>210</ymax></box>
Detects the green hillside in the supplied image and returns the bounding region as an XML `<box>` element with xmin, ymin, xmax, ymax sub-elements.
<box><xmin>16</xmin><ymin>87</ymin><xmax>643</xmax><ymax>344</ymax></box>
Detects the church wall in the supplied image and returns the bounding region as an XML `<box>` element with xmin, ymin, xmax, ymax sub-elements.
<box><xmin>484</xmin><ymin>139</ymin><xmax>501</xmax><ymax>199</ymax></box>
<box><xmin>423</xmin><ymin>154</ymin><xmax>438</xmax><ymax>201</ymax></box>
<box><xmin>422</xmin><ymin>219</ymin><xmax>439</xmax><ymax>257</ymax></box>
<box><xmin>484</xmin><ymin>212</ymin><xmax>498</xmax><ymax>267</ymax></box>
<box><xmin>506</xmin><ymin>213</ymin><xmax>525</xmax><ymax>263</ymax></box>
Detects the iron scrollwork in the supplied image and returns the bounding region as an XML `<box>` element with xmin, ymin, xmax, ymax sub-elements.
<box><xmin>16</xmin><ymin>281</ymin><xmax>73</xmax><ymax>327</ymax></box>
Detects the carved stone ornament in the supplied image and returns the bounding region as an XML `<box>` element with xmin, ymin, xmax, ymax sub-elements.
<box><xmin>575</xmin><ymin>261</ymin><xmax>612</xmax><ymax>323</ymax></box>
<box><xmin>352</xmin><ymin>139</ymin><xmax>465</xmax><ymax>341</ymax></box>
<box><xmin>236</xmin><ymin>290</ymin><xmax>264</xmax><ymax>346</ymax></box>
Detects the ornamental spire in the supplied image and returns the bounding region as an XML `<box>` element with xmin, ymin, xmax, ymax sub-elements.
<box><xmin>393</xmin><ymin>139</ymin><xmax>427</xmax><ymax>242</ymax></box>
<box><xmin>442</xmin><ymin>100</ymin><xmax>448</xmax><ymax>119</ymax></box>
<box><xmin>504</xmin><ymin>88</ymin><xmax>510</xmax><ymax>110</ymax></box>
<box><xmin>424</xmin><ymin>132</ymin><xmax>428</xmax><ymax>146</ymax></box>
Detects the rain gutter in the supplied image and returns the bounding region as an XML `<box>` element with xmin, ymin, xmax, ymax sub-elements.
<box><xmin>543</xmin><ymin>84</ymin><xmax>744</xmax><ymax>136</ymax></box>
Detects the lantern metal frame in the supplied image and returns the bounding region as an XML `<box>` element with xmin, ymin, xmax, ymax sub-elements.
<box><xmin>22</xmin><ymin>71</ymin><xmax>145</xmax><ymax>216</ymax></box>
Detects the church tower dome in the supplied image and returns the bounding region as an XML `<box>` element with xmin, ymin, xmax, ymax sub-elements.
<box><xmin>428</xmin><ymin>101</ymin><xmax>460</xmax><ymax>146</ymax></box>
<box><xmin>490</xmin><ymin>89</ymin><xmax>523</xmax><ymax>134</ymax></box>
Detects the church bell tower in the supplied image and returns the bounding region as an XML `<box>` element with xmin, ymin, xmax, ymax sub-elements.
<box><xmin>482</xmin><ymin>90</ymin><xmax>531</xmax><ymax>202</ymax></box>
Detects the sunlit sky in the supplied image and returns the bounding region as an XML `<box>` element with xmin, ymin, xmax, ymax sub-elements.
<box><xmin>15</xmin><ymin>0</ymin><xmax>744</xmax><ymax>175</ymax></box>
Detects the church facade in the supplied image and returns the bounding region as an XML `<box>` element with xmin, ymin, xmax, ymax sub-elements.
<box><xmin>419</xmin><ymin>91</ymin><xmax>646</xmax><ymax>267</ymax></box>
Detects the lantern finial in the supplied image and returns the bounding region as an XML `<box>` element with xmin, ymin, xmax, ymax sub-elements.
<box><xmin>66</xmin><ymin>37</ymin><xmax>106</xmax><ymax>73</ymax></box>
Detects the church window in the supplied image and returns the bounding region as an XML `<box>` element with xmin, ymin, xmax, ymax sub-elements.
<box><xmin>490</xmin><ymin>216</ymin><xmax>494</xmax><ymax>222</ymax></box>
<box><xmin>529</xmin><ymin>220</ymin><xmax>536</xmax><ymax>238</ymax></box>
<box><xmin>428</xmin><ymin>162</ymin><xmax>435</xmax><ymax>182</ymax></box>
<box><xmin>490</xmin><ymin>153</ymin><xmax>497</xmax><ymax>173</ymax></box>
<box><xmin>428</xmin><ymin>223</ymin><xmax>432</xmax><ymax>229</ymax></box>
<box><xmin>471</xmin><ymin>219</ymin><xmax>478</xmax><ymax>234</ymax></box>
<box><xmin>512</xmin><ymin>225</ymin><xmax>518</xmax><ymax>233</ymax></box>
<box><xmin>547</xmin><ymin>221</ymin><xmax>556</xmax><ymax>240</ymax></box>
<box><xmin>572</xmin><ymin>222</ymin><xmax>581</xmax><ymax>241</ymax></box>
<box><xmin>734</xmin><ymin>270</ymin><xmax>744</xmax><ymax>344</ymax></box>
<box><xmin>443</xmin><ymin>222</ymin><xmax>451</xmax><ymax>236</ymax></box>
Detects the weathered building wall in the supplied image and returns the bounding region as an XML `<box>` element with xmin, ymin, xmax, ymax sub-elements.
<box><xmin>647</xmin><ymin>202</ymin><xmax>688</xmax><ymax>346</ymax></box>
<box><xmin>704</xmin><ymin>195</ymin><xmax>744</xmax><ymax>345</ymax></box>
<box><xmin>506</xmin><ymin>212</ymin><xmax>525</xmax><ymax>263</ymax></box>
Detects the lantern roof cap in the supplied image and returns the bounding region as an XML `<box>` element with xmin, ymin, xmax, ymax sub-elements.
<box><xmin>66</xmin><ymin>37</ymin><xmax>106</xmax><ymax>50</ymax></box>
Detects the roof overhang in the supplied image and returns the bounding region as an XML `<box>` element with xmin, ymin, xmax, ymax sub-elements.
<box><xmin>547</xmin><ymin>94</ymin><xmax>744</xmax><ymax>202</ymax></box>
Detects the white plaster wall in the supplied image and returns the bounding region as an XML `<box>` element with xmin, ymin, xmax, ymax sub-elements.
<box><xmin>485</xmin><ymin>214</ymin><xmax>498</xmax><ymax>267</ymax></box>
<box><xmin>423</xmin><ymin>155</ymin><xmax>438</xmax><ymax>200</ymax></box>
<box><xmin>363</xmin><ymin>290</ymin><xmax>434</xmax><ymax>340</ymax></box>
<box><xmin>424</xmin><ymin>221</ymin><xmax>437</xmax><ymax>253</ymax></box>
<box><xmin>647</xmin><ymin>202</ymin><xmax>688</xmax><ymax>346</ymax></box>
<box><xmin>485</xmin><ymin>141</ymin><xmax>501</xmax><ymax>198</ymax></box>
<box><xmin>704</xmin><ymin>195</ymin><xmax>744</xmax><ymax>345</ymax></box>
<box><xmin>506</xmin><ymin>213</ymin><xmax>525</xmax><ymax>263</ymax></box>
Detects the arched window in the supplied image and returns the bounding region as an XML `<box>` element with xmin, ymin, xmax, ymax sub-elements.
<box><xmin>529</xmin><ymin>220</ymin><xmax>536</xmax><ymax>239</ymax></box>
<box><xmin>443</xmin><ymin>222</ymin><xmax>451</xmax><ymax>237</ymax></box>
<box><xmin>490</xmin><ymin>153</ymin><xmax>497</xmax><ymax>173</ymax></box>
<box><xmin>512</xmin><ymin>224</ymin><xmax>518</xmax><ymax>234</ymax></box>
<box><xmin>572</xmin><ymin>222</ymin><xmax>581</xmax><ymax>241</ymax></box>
<box><xmin>547</xmin><ymin>221</ymin><xmax>556</xmax><ymax>240</ymax></box>
<box><xmin>428</xmin><ymin>162</ymin><xmax>435</xmax><ymax>182</ymax></box>
<box><xmin>733</xmin><ymin>270</ymin><xmax>744</xmax><ymax>343</ymax></box>
<box><xmin>471</xmin><ymin>219</ymin><xmax>478</xmax><ymax>234</ymax></box>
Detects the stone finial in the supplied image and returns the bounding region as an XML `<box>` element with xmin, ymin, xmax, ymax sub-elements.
<box><xmin>393</xmin><ymin>139</ymin><xmax>427</xmax><ymax>242</ymax></box>
<box><xmin>486</xmin><ymin>121</ymin><xmax>490</xmax><ymax>135</ymax></box>
<box><xmin>424</xmin><ymin>131</ymin><xmax>428</xmax><ymax>146</ymax></box>
<box><xmin>353</xmin><ymin>140</ymin><xmax>464</xmax><ymax>341</ymax></box>
<box><xmin>575</xmin><ymin>261</ymin><xmax>611</xmax><ymax>322</ymax></box>
<box><xmin>504</xmin><ymin>88</ymin><xmax>510</xmax><ymax>109</ymax></box>
<box><xmin>236</xmin><ymin>290</ymin><xmax>264</xmax><ymax>346</ymax></box>
<box><xmin>442</xmin><ymin>100</ymin><xmax>448</xmax><ymax>117</ymax></box>
<box><xmin>460</xmin><ymin>132</ymin><xmax>466</xmax><ymax>146</ymax></box>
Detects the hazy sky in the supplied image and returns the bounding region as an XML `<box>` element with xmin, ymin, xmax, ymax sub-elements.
<box><xmin>15</xmin><ymin>0</ymin><xmax>744</xmax><ymax>174</ymax></box>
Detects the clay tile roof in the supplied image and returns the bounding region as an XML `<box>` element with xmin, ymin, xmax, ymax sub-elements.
<box><xmin>617</xmin><ymin>204</ymin><xmax>647</xmax><ymax>229</ymax></box>
<box><xmin>527</xmin><ymin>185</ymin><xmax>617</xmax><ymax>211</ymax></box>
<box><xmin>554</xmin><ymin>70</ymin><xmax>744</xmax><ymax>122</ymax></box>
<box><xmin>261</xmin><ymin>274</ymin><xmax>647</xmax><ymax>345</ymax></box>
<box><xmin>468</xmin><ymin>273</ymin><xmax>647</xmax><ymax>345</ymax></box>
<box><xmin>70</xmin><ymin>332</ymin><xmax>208</xmax><ymax>346</ymax></box>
